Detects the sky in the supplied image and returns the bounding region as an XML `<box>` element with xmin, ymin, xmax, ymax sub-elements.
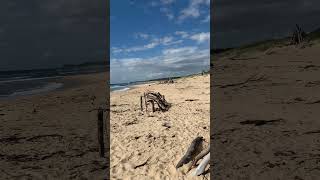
<box><xmin>0</xmin><ymin>0</ymin><xmax>107</xmax><ymax>71</ymax></box>
<box><xmin>213</xmin><ymin>0</ymin><xmax>320</xmax><ymax>48</ymax></box>
<box><xmin>110</xmin><ymin>0</ymin><xmax>210</xmax><ymax>84</ymax></box>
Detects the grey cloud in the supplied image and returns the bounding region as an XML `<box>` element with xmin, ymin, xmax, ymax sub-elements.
<box><xmin>0</xmin><ymin>0</ymin><xmax>107</xmax><ymax>71</ymax></box>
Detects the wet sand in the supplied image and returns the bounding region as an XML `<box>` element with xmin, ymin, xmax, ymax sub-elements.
<box><xmin>0</xmin><ymin>72</ymin><xmax>109</xmax><ymax>179</ymax></box>
<box><xmin>212</xmin><ymin>42</ymin><xmax>320</xmax><ymax>179</ymax></box>
<box><xmin>110</xmin><ymin>74</ymin><xmax>210</xmax><ymax>179</ymax></box>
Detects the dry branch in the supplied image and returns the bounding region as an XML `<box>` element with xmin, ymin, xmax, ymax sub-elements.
<box><xmin>176</xmin><ymin>136</ymin><xmax>203</xmax><ymax>169</ymax></box>
<box><xmin>193</xmin><ymin>153</ymin><xmax>210</xmax><ymax>176</ymax></box>
<box><xmin>291</xmin><ymin>24</ymin><xmax>306</xmax><ymax>45</ymax></box>
<box><xmin>189</xmin><ymin>146</ymin><xmax>210</xmax><ymax>171</ymax></box>
<box><xmin>140</xmin><ymin>91</ymin><xmax>171</xmax><ymax>112</ymax></box>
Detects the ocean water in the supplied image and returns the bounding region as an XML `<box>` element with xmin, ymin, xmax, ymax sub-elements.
<box><xmin>110</xmin><ymin>85</ymin><xmax>130</xmax><ymax>92</ymax></box>
<box><xmin>0</xmin><ymin>66</ymin><xmax>105</xmax><ymax>98</ymax></box>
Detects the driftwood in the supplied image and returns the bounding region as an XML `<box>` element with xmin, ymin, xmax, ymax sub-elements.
<box><xmin>160</xmin><ymin>77</ymin><xmax>174</xmax><ymax>84</ymax></box>
<box><xmin>291</xmin><ymin>24</ymin><xmax>306</xmax><ymax>45</ymax></box>
<box><xmin>140</xmin><ymin>91</ymin><xmax>171</xmax><ymax>112</ymax></box>
<box><xmin>176</xmin><ymin>136</ymin><xmax>203</xmax><ymax>169</ymax></box>
<box><xmin>188</xmin><ymin>146</ymin><xmax>210</xmax><ymax>171</ymax></box>
<box><xmin>193</xmin><ymin>153</ymin><xmax>210</xmax><ymax>176</ymax></box>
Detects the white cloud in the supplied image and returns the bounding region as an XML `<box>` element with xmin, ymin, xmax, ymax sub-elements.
<box><xmin>160</xmin><ymin>0</ymin><xmax>175</xmax><ymax>5</ymax></box>
<box><xmin>112</xmin><ymin>35</ymin><xmax>181</xmax><ymax>54</ymax></box>
<box><xmin>111</xmin><ymin>46</ymin><xmax>209</xmax><ymax>84</ymax></box>
<box><xmin>201</xmin><ymin>15</ymin><xmax>210</xmax><ymax>23</ymax></box>
<box><xmin>178</xmin><ymin>0</ymin><xmax>210</xmax><ymax>22</ymax></box>
<box><xmin>134</xmin><ymin>32</ymin><xmax>150</xmax><ymax>39</ymax></box>
<box><xmin>162</xmin><ymin>47</ymin><xmax>196</xmax><ymax>55</ymax></box>
<box><xmin>160</xmin><ymin>7</ymin><xmax>175</xmax><ymax>20</ymax></box>
<box><xmin>175</xmin><ymin>31</ymin><xmax>210</xmax><ymax>43</ymax></box>
<box><xmin>175</xmin><ymin>31</ymin><xmax>189</xmax><ymax>38</ymax></box>
<box><xmin>190</xmin><ymin>32</ymin><xmax>210</xmax><ymax>43</ymax></box>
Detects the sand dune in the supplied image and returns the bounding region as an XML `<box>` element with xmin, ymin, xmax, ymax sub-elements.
<box><xmin>212</xmin><ymin>42</ymin><xmax>320</xmax><ymax>179</ymax></box>
<box><xmin>111</xmin><ymin>74</ymin><xmax>210</xmax><ymax>179</ymax></box>
<box><xmin>0</xmin><ymin>73</ymin><xmax>109</xmax><ymax>179</ymax></box>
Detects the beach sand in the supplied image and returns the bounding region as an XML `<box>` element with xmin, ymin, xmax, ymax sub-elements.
<box><xmin>0</xmin><ymin>72</ymin><xmax>109</xmax><ymax>179</ymax></box>
<box><xmin>110</xmin><ymin>74</ymin><xmax>210</xmax><ymax>179</ymax></box>
<box><xmin>212</xmin><ymin>42</ymin><xmax>320</xmax><ymax>179</ymax></box>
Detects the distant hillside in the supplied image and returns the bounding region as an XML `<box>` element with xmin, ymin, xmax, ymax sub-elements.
<box><xmin>211</xmin><ymin>27</ymin><xmax>320</xmax><ymax>59</ymax></box>
<box><xmin>0</xmin><ymin>61</ymin><xmax>107</xmax><ymax>75</ymax></box>
<box><xmin>62</xmin><ymin>61</ymin><xmax>107</xmax><ymax>68</ymax></box>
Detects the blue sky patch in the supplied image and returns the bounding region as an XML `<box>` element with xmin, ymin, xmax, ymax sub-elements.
<box><xmin>111</xmin><ymin>0</ymin><xmax>210</xmax><ymax>84</ymax></box>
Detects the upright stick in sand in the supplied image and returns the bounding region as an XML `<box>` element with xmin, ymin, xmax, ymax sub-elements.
<box><xmin>140</xmin><ymin>96</ymin><xmax>143</xmax><ymax>111</ymax></box>
<box><xmin>97</xmin><ymin>108</ymin><xmax>105</xmax><ymax>157</ymax></box>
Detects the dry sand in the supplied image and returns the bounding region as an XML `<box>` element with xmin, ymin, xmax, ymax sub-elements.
<box><xmin>212</xmin><ymin>42</ymin><xmax>320</xmax><ymax>179</ymax></box>
<box><xmin>110</xmin><ymin>74</ymin><xmax>210</xmax><ymax>179</ymax></box>
<box><xmin>0</xmin><ymin>72</ymin><xmax>109</xmax><ymax>179</ymax></box>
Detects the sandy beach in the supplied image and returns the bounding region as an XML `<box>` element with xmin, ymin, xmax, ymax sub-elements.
<box><xmin>110</xmin><ymin>74</ymin><xmax>210</xmax><ymax>179</ymax></box>
<box><xmin>211</xmin><ymin>41</ymin><xmax>320</xmax><ymax>179</ymax></box>
<box><xmin>0</xmin><ymin>72</ymin><xmax>109</xmax><ymax>179</ymax></box>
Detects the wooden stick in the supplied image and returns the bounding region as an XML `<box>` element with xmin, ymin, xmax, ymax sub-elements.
<box><xmin>140</xmin><ymin>96</ymin><xmax>143</xmax><ymax>111</ymax></box>
<box><xmin>193</xmin><ymin>153</ymin><xmax>210</xmax><ymax>176</ymax></box>
<box><xmin>151</xmin><ymin>100</ymin><xmax>155</xmax><ymax>112</ymax></box>
<box><xmin>97</xmin><ymin>108</ymin><xmax>105</xmax><ymax>157</ymax></box>
<box><xmin>144</xmin><ymin>93</ymin><xmax>148</xmax><ymax>112</ymax></box>
<box><xmin>188</xmin><ymin>146</ymin><xmax>210</xmax><ymax>171</ymax></box>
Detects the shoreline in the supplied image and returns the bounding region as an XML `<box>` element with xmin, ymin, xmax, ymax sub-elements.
<box><xmin>0</xmin><ymin>72</ymin><xmax>107</xmax><ymax>101</ymax></box>
<box><xmin>111</xmin><ymin>72</ymin><xmax>208</xmax><ymax>93</ymax></box>
<box><xmin>0</xmin><ymin>72</ymin><xmax>108</xmax><ymax>179</ymax></box>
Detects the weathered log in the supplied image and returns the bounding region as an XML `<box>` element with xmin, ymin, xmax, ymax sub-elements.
<box><xmin>193</xmin><ymin>152</ymin><xmax>210</xmax><ymax>176</ymax></box>
<box><xmin>176</xmin><ymin>136</ymin><xmax>203</xmax><ymax>169</ymax></box>
<box><xmin>142</xmin><ymin>91</ymin><xmax>171</xmax><ymax>112</ymax></box>
<box><xmin>144</xmin><ymin>93</ymin><xmax>147</xmax><ymax>112</ymax></box>
<box><xmin>188</xmin><ymin>146</ymin><xmax>210</xmax><ymax>171</ymax></box>
<box><xmin>150</xmin><ymin>100</ymin><xmax>155</xmax><ymax>112</ymax></box>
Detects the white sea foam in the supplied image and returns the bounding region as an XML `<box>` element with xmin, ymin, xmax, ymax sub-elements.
<box><xmin>115</xmin><ymin>87</ymin><xmax>130</xmax><ymax>92</ymax></box>
<box><xmin>8</xmin><ymin>82</ymin><xmax>63</xmax><ymax>97</ymax></box>
<box><xmin>0</xmin><ymin>76</ymin><xmax>62</xmax><ymax>84</ymax></box>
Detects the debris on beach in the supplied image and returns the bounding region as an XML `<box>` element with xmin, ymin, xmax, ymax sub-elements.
<box><xmin>162</xmin><ymin>122</ymin><xmax>171</xmax><ymax>128</ymax></box>
<box><xmin>291</xmin><ymin>24</ymin><xmax>307</xmax><ymax>45</ymax></box>
<box><xmin>176</xmin><ymin>136</ymin><xmax>204</xmax><ymax>169</ymax></box>
<box><xmin>159</xmin><ymin>77</ymin><xmax>174</xmax><ymax>84</ymax></box>
<box><xmin>193</xmin><ymin>152</ymin><xmax>210</xmax><ymax>176</ymax></box>
<box><xmin>140</xmin><ymin>91</ymin><xmax>171</xmax><ymax>112</ymax></box>
<box><xmin>189</xmin><ymin>146</ymin><xmax>210</xmax><ymax>171</ymax></box>
<box><xmin>176</xmin><ymin>137</ymin><xmax>210</xmax><ymax>176</ymax></box>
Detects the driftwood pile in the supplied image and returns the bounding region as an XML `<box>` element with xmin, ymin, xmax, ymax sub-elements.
<box><xmin>140</xmin><ymin>91</ymin><xmax>171</xmax><ymax>112</ymax></box>
<box><xmin>176</xmin><ymin>136</ymin><xmax>210</xmax><ymax>176</ymax></box>
<box><xmin>159</xmin><ymin>78</ymin><xmax>174</xmax><ymax>84</ymax></box>
<box><xmin>291</xmin><ymin>24</ymin><xmax>307</xmax><ymax>45</ymax></box>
